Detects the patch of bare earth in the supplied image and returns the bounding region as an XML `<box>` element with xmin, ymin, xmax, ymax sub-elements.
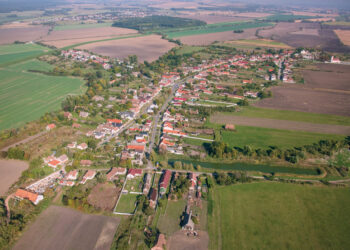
<box><xmin>334</xmin><ymin>30</ymin><xmax>350</xmax><ymax>46</ymax></box>
<box><xmin>0</xmin><ymin>159</ymin><xmax>28</xmax><ymax>196</ymax></box>
<box><xmin>179</xmin><ymin>27</ymin><xmax>260</xmax><ymax>45</ymax></box>
<box><xmin>13</xmin><ymin>205</ymin><xmax>120</xmax><ymax>250</ymax></box>
<box><xmin>88</xmin><ymin>183</ymin><xmax>120</xmax><ymax>211</ymax></box>
<box><xmin>40</xmin><ymin>27</ymin><xmax>137</xmax><ymax>48</ymax></box>
<box><xmin>0</xmin><ymin>25</ymin><xmax>49</xmax><ymax>45</ymax></box>
<box><xmin>167</xmin><ymin>230</ymin><xmax>209</xmax><ymax>250</ymax></box>
<box><xmin>210</xmin><ymin>114</ymin><xmax>350</xmax><ymax>135</ymax></box>
<box><xmin>77</xmin><ymin>35</ymin><xmax>176</xmax><ymax>62</ymax></box>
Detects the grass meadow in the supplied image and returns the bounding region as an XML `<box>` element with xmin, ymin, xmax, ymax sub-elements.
<box><xmin>157</xmin><ymin>199</ymin><xmax>187</xmax><ymax>235</ymax></box>
<box><xmin>208</xmin><ymin>182</ymin><xmax>350</xmax><ymax>250</ymax></box>
<box><xmin>115</xmin><ymin>194</ymin><xmax>138</xmax><ymax>214</ymax></box>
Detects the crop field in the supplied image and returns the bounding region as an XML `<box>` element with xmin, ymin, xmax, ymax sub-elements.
<box><xmin>217</xmin><ymin>106</ymin><xmax>350</xmax><ymax>126</ymax></box>
<box><xmin>165</xmin><ymin>21</ymin><xmax>274</xmax><ymax>38</ymax></box>
<box><xmin>168</xmin><ymin>159</ymin><xmax>319</xmax><ymax>176</ymax></box>
<box><xmin>53</xmin><ymin>22</ymin><xmax>113</xmax><ymax>31</ymax></box>
<box><xmin>210</xmin><ymin>114</ymin><xmax>350</xmax><ymax>135</ymax></box>
<box><xmin>223</xmin><ymin>39</ymin><xmax>292</xmax><ymax>49</ymax></box>
<box><xmin>115</xmin><ymin>194</ymin><xmax>138</xmax><ymax>214</ymax></box>
<box><xmin>13</xmin><ymin>205</ymin><xmax>120</xmax><ymax>250</ymax></box>
<box><xmin>208</xmin><ymin>182</ymin><xmax>350</xmax><ymax>250</ymax></box>
<box><xmin>256</xmin><ymin>64</ymin><xmax>350</xmax><ymax>117</ymax></box>
<box><xmin>334</xmin><ymin>29</ymin><xmax>350</xmax><ymax>46</ymax></box>
<box><xmin>0</xmin><ymin>159</ymin><xmax>28</xmax><ymax>196</ymax></box>
<box><xmin>220</xmin><ymin>125</ymin><xmax>344</xmax><ymax>149</ymax></box>
<box><xmin>40</xmin><ymin>26</ymin><xmax>138</xmax><ymax>48</ymax></box>
<box><xmin>324</xmin><ymin>21</ymin><xmax>350</xmax><ymax>26</ymax></box>
<box><xmin>0</xmin><ymin>25</ymin><xmax>49</xmax><ymax>45</ymax></box>
<box><xmin>77</xmin><ymin>35</ymin><xmax>177</xmax><ymax>62</ymax></box>
<box><xmin>0</xmin><ymin>66</ymin><xmax>84</xmax><ymax>131</ymax></box>
<box><xmin>8</xmin><ymin>59</ymin><xmax>53</xmax><ymax>72</ymax></box>
<box><xmin>179</xmin><ymin>27</ymin><xmax>260</xmax><ymax>46</ymax></box>
<box><xmin>0</xmin><ymin>43</ymin><xmax>50</xmax><ymax>66</ymax></box>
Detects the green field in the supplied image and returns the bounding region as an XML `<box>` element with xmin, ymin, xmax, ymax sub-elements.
<box><xmin>220</xmin><ymin>125</ymin><xmax>344</xmax><ymax>149</ymax></box>
<box><xmin>221</xmin><ymin>107</ymin><xmax>350</xmax><ymax>126</ymax></box>
<box><xmin>168</xmin><ymin>159</ymin><xmax>319</xmax><ymax>176</ymax></box>
<box><xmin>323</xmin><ymin>21</ymin><xmax>350</xmax><ymax>26</ymax></box>
<box><xmin>53</xmin><ymin>22</ymin><xmax>113</xmax><ymax>31</ymax></box>
<box><xmin>0</xmin><ymin>63</ymin><xmax>84</xmax><ymax>131</ymax></box>
<box><xmin>263</xmin><ymin>14</ymin><xmax>317</xmax><ymax>22</ymax></box>
<box><xmin>175</xmin><ymin>45</ymin><xmax>204</xmax><ymax>55</ymax></box>
<box><xmin>0</xmin><ymin>43</ymin><xmax>50</xmax><ymax>66</ymax></box>
<box><xmin>220</xmin><ymin>39</ymin><xmax>291</xmax><ymax>49</ymax></box>
<box><xmin>115</xmin><ymin>194</ymin><xmax>138</xmax><ymax>214</ymax></box>
<box><xmin>165</xmin><ymin>22</ymin><xmax>274</xmax><ymax>38</ymax></box>
<box><xmin>8</xmin><ymin>59</ymin><xmax>53</xmax><ymax>72</ymax></box>
<box><xmin>208</xmin><ymin>182</ymin><xmax>350</xmax><ymax>250</ymax></box>
<box><xmin>158</xmin><ymin>199</ymin><xmax>187</xmax><ymax>235</ymax></box>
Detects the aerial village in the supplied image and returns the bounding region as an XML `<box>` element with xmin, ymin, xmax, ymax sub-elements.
<box><xmin>11</xmin><ymin>45</ymin><xmax>323</xmax><ymax>247</ymax></box>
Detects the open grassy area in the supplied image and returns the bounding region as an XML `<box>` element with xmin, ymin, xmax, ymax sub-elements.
<box><xmin>208</xmin><ymin>182</ymin><xmax>350</xmax><ymax>250</ymax></box>
<box><xmin>324</xmin><ymin>21</ymin><xmax>350</xmax><ymax>26</ymax></box>
<box><xmin>165</xmin><ymin>22</ymin><xmax>274</xmax><ymax>38</ymax></box>
<box><xmin>0</xmin><ymin>43</ymin><xmax>50</xmax><ymax>66</ymax></box>
<box><xmin>224</xmin><ymin>106</ymin><xmax>350</xmax><ymax>126</ymax></box>
<box><xmin>8</xmin><ymin>59</ymin><xmax>53</xmax><ymax>72</ymax></box>
<box><xmin>124</xmin><ymin>175</ymin><xmax>143</xmax><ymax>192</ymax></box>
<box><xmin>219</xmin><ymin>125</ymin><xmax>344</xmax><ymax>149</ymax></box>
<box><xmin>0</xmin><ymin>66</ymin><xmax>84</xmax><ymax>131</ymax></box>
<box><xmin>53</xmin><ymin>22</ymin><xmax>113</xmax><ymax>31</ymax></box>
<box><xmin>115</xmin><ymin>194</ymin><xmax>138</xmax><ymax>214</ymax></box>
<box><xmin>175</xmin><ymin>45</ymin><xmax>204</xmax><ymax>55</ymax></box>
<box><xmin>222</xmin><ymin>39</ymin><xmax>291</xmax><ymax>49</ymax></box>
<box><xmin>158</xmin><ymin>199</ymin><xmax>187</xmax><ymax>236</ymax></box>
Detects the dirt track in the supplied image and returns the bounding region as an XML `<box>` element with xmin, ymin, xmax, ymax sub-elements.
<box><xmin>13</xmin><ymin>205</ymin><xmax>120</xmax><ymax>250</ymax></box>
<box><xmin>167</xmin><ymin>230</ymin><xmax>209</xmax><ymax>250</ymax></box>
<box><xmin>210</xmin><ymin>114</ymin><xmax>350</xmax><ymax>135</ymax></box>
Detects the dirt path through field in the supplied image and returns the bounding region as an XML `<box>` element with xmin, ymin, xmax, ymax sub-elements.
<box><xmin>210</xmin><ymin>114</ymin><xmax>350</xmax><ymax>135</ymax></box>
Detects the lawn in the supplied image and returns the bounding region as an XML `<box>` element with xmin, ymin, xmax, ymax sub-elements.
<box><xmin>53</xmin><ymin>22</ymin><xmax>113</xmax><ymax>31</ymax></box>
<box><xmin>124</xmin><ymin>175</ymin><xmax>144</xmax><ymax>192</ymax></box>
<box><xmin>220</xmin><ymin>125</ymin><xmax>344</xmax><ymax>149</ymax></box>
<box><xmin>157</xmin><ymin>199</ymin><xmax>187</xmax><ymax>236</ymax></box>
<box><xmin>115</xmin><ymin>194</ymin><xmax>138</xmax><ymax>214</ymax></box>
<box><xmin>222</xmin><ymin>106</ymin><xmax>350</xmax><ymax>126</ymax></box>
<box><xmin>165</xmin><ymin>22</ymin><xmax>274</xmax><ymax>38</ymax></box>
<box><xmin>0</xmin><ymin>67</ymin><xmax>84</xmax><ymax>130</ymax></box>
<box><xmin>208</xmin><ymin>182</ymin><xmax>350</xmax><ymax>250</ymax></box>
<box><xmin>0</xmin><ymin>43</ymin><xmax>50</xmax><ymax>66</ymax></box>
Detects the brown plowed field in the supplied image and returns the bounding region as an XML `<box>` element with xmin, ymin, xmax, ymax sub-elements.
<box><xmin>41</xmin><ymin>27</ymin><xmax>137</xmax><ymax>48</ymax></box>
<box><xmin>0</xmin><ymin>159</ymin><xmax>28</xmax><ymax>196</ymax></box>
<box><xmin>167</xmin><ymin>230</ymin><xmax>209</xmax><ymax>250</ymax></box>
<box><xmin>13</xmin><ymin>205</ymin><xmax>120</xmax><ymax>250</ymax></box>
<box><xmin>88</xmin><ymin>183</ymin><xmax>120</xmax><ymax>211</ymax></box>
<box><xmin>0</xmin><ymin>25</ymin><xmax>49</xmax><ymax>45</ymax></box>
<box><xmin>179</xmin><ymin>28</ymin><xmax>260</xmax><ymax>45</ymax></box>
<box><xmin>77</xmin><ymin>35</ymin><xmax>176</xmax><ymax>62</ymax></box>
<box><xmin>210</xmin><ymin>114</ymin><xmax>350</xmax><ymax>135</ymax></box>
<box><xmin>334</xmin><ymin>30</ymin><xmax>350</xmax><ymax>46</ymax></box>
<box><xmin>255</xmin><ymin>64</ymin><xmax>350</xmax><ymax>116</ymax></box>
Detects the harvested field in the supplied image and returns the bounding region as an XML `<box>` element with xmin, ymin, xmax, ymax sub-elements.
<box><xmin>179</xmin><ymin>28</ymin><xmax>259</xmax><ymax>45</ymax></box>
<box><xmin>175</xmin><ymin>14</ymin><xmax>252</xmax><ymax>24</ymax></box>
<box><xmin>0</xmin><ymin>159</ymin><xmax>28</xmax><ymax>196</ymax></box>
<box><xmin>0</xmin><ymin>25</ymin><xmax>49</xmax><ymax>45</ymax></box>
<box><xmin>224</xmin><ymin>39</ymin><xmax>291</xmax><ymax>49</ymax></box>
<box><xmin>334</xmin><ymin>30</ymin><xmax>350</xmax><ymax>46</ymax></box>
<box><xmin>233</xmin><ymin>12</ymin><xmax>272</xmax><ymax>18</ymax></box>
<box><xmin>210</xmin><ymin>114</ymin><xmax>350</xmax><ymax>135</ymax></box>
<box><xmin>87</xmin><ymin>183</ymin><xmax>120</xmax><ymax>211</ymax></box>
<box><xmin>167</xmin><ymin>230</ymin><xmax>209</xmax><ymax>250</ymax></box>
<box><xmin>41</xmin><ymin>27</ymin><xmax>138</xmax><ymax>48</ymax></box>
<box><xmin>77</xmin><ymin>35</ymin><xmax>176</xmax><ymax>62</ymax></box>
<box><xmin>258</xmin><ymin>22</ymin><xmax>350</xmax><ymax>53</ymax></box>
<box><xmin>13</xmin><ymin>205</ymin><xmax>120</xmax><ymax>250</ymax></box>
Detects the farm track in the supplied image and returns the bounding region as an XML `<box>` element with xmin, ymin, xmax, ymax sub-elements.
<box><xmin>210</xmin><ymin>114</ymin><xmax>350</xmax><ymax>135</ymax></box>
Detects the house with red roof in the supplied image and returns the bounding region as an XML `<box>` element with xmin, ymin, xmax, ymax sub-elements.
<box><xmin>80</xmin><ymin>170</ymin><xmax>96</xmax><ymax>184</ymax></box>
<box><xmin>46</xmin><ymin>123</ymin><xmax>56</xmax><ymax>131</ymax></box>
<box><xmin>159</xmin><ymin>170</ymin><xmax>172</xmax><ymax>195</ymax></box>
<box><xmin>127</xmin><ymin>169</ymin><xmax>143</xmax><ymax>179</ymax></box>
<box><xmin>107</xmin><ymin>167</ymin><xmax>127</xmax><ymax>181</ymax></box>
<box><xmin>15</xmin><ymin>189</ymin><xmax>43</xmax><ymax>205</ymax></box>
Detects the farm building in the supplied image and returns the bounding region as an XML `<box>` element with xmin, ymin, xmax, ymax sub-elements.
<box><xmin>15</xmin><ymin>189</ymin><xmax>43</xmax><ymax>205</ymax></box>
<box><xmin>80</xmin><ymin>170</ymin><xmax>96</xmax><ymax>184</ymax></box>
<box><xmin>46</xmin><ymin>123</ymin><xmax>56</xmax><ymax>131</ymax></box>
<box><xmin>225</xmin><ymin>124</ymin><xmax>236</xmax><ymax>130</ymax></box>
<box><xmin>127</xmin><ymin>169</ymin><xmax>143</xmax><ymax>179</ymax></box>
<box><xmin>80</xmin><ymin>160</ymin><xmax>92</xmax><ymax>166</ymax></box>
<box><xmin>106</xmin><ymin>167</ymin><xmax>126</xmax><ymax>181</ymax></box>
<box><xmin>149</xmin><ymin>188</ymin><xmax>158</xmax><ymax>209</ymax></box>
<box><xmin>159</xmin><ymin>170</ymin><xmax>172</xmax><ymax>195</ymax></box>
<box><xmin>66</xmin><ymin>170</ymin><xmax>78</xmax><ymax>180</ymax></box>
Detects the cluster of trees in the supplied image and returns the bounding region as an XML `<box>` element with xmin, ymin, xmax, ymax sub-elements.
<box><xmin>170</xmin><ymin>161</ymin><xmax>201</xmax><ymax>171</ymax></box>
<box><xmin>169</xmin><ymin>174</ymin><xmax>190</xmax><ymax>199</ymax></box>
<box><xmin>62</xmin><ymin>185</ymin><xmax>96</xmax><ymax>213</ymax></box>
<box><xmin>207</xmin><ymin>138</ymin><xmax>348</xmax><ymax>164</ymax></box>
<box><xmin>112</xmin><ymin>15</ymin><xmax>206</xmax><ymax>32</ymax></box>
<box><xmin>213</xmin><ymin>171</ymin><xmax>252</xmax><ymax>185</ymax></box>
<box><xmin>7</xmin><ymin>147</ymin><xmax>28</xmax><ymax>160</ymax></box>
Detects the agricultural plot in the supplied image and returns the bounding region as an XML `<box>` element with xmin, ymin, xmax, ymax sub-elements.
<box><xmin>220</xmin><ymin>125</ymin><xmax>344</xmax><ymax>149</ymax></box>
<box><xmin>0</xmin><ymin>43</ymin><xmax>50</xmax><ymax>66</ymax></box>
<box><xmin>158</xmin><ymin>199</ymin><xmax>187</xmax><ymax>236</ymax></box>
<box><xmin>334</xmin><ymin>29</ymin><xmax>350</xmax><ymax>46</ymax></box>
<box><xmin>13</xmin><ymin>205</ymin><xmax>120</xmax><ymax>250</ymax></box>
<box><xmin>223</xmin><ymin>39</ymin><xmax>292</xmax><ymax>49</ymax></box>
<box><xmin>0</xmin><ymin>159</ymin><xmax>28</xmax><ymax>196</ymax></box>
<box><xmin>210</xmin><ymin>114</ymin><xmax>350</xmax><ymax>135</ymax></box>
<box><xmin>208</xmin><ymin>182</ymin><xmax>350</xmax><ymax>250</ymax></box>
<box><xmin>0</xmin><ymin>25</ymin><xmax>49</xmax><ymax>45</ymax></box>
<box><xmin>53</xmin><ymin>22</ymin><xmax>113</xmax><ymax>31</ymax></box>
<box><xmin>0</xmin><ymin>66</ymin><xmax>84</xmax><ymax>131</ymax></box>
<box><xmin>165</xmin><ymin>21</ymin><xmax>274</xmax><ymax>38</ymax></box>
<box><xmin>87</xmin><ymin>183</ymin><xmax>121</xmax><ymax>211</ymax></box>
<box><xmin>77</xmin><ymin>35</ymin><xmax>176</xmax><ymax>62</ymax></box>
